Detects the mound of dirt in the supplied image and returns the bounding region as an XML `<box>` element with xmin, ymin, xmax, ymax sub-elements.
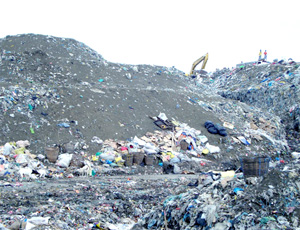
<box><xmin>1</xmin><ymin>34</ymin><xmax>285</xmax><ymax>160</ymax></box>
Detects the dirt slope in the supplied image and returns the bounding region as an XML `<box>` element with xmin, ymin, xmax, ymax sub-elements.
<box><xmin>0</xmin><ymin>34</ymin><xmax>286</xmax><ymax>160</ymax></box>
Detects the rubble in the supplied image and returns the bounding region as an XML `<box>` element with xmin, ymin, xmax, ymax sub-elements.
<box><xmin>0</xmin><ymin>34</ymin><xmax>299</xmax><ymax>229</ymax></box>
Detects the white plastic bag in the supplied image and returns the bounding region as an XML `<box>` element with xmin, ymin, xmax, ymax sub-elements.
<box><xmin>56</xmin><ymin>153</ymin><xmax>73</xmax><ymax>168</ymax></box>
<box><xmin>16</xmin><ymin>154</ymin><xmax>30</xmax><ymax>164</ymax></box>
<box><xmin>177</xmin><ymin>153</ymin><xmax>191</xmax><ymax>162</ymax></box>
<box><xmin>91</xmin><ymin>136</ymin><xmax>103</xmax><ymax>145</ymax></box>
<box><xmin>143</xmin><ymin>148</ymin><xmax>157</xmax><ymax>155</ymax></box>
<box><xmin>291</xmin><ymin>152</ymin><xmax>300</xmax><ymax>159</ymax></box>
<box><xmin>19</xmin><ymin>167</ymin><xmax>33</xmax><ymax>178</ymax></box>
<box><xmin>173</xmin><ymin>164</ymin><xmax>181</xmax><ymax>174</ymax></box>
<box><xmin>143</xmin><ymin>142</ymin><xmax>158</xmax><ymax>154</ymax></box>
<box><xmin>16</xmin><ymin>140</ymin><xmax>30</xmax><ymax>148</ymax></box>
<box><xmin>25</xmin><ymin>217</ymin><xmax>50</xmax><ymax>230</ymax></box>
<box><xmin>127</xmin><ymin>142</ymin><xmax>139</xmax><ymax>153</ymax></box>
<box><xmin>3</xmin><ymin>143</ymin><xmax>12</xmax><ymax>156</ymax></box>
<box><xmin>205</xmin><ymin>143</ymin><xmax>220</xmax><ymax>153</ymax></box>
<box><xmin>158</xmin><ymin>112</ymin><xmax>168</xmax><ymax>121</ymax></box>
<box><xmin>99</xmin><ymin>152</ymin><xmax>115</xmax><ymax>161</ymax></box>
<box><xmin>133</xmin><ymin>136</ymin><xmax>146</xmax><ymax>146</ymax></box>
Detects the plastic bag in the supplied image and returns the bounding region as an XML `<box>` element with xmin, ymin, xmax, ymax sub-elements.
<box><xmin>3</xmin><ymin>143</ymin><xmax>12</xmax><ymax>156</ymax></box>
<box><xmin>91</xmin><ymin>136</ymin><xmax>103</xmax><ymax>145</ymax></box>
<box><xmin>25</xmin><ymin>217</ymin><xmax>50</xmax><ymax>230</ymax></box>
<box><xmin>99</xmin><ymin>152</ymin><xmax>115</xmax><ymax>162</ymax></box>
<box><xmin>158</xmin><ymin>112</ymin><xmax>168</xmax><ymax>121</ymax></box>
<box><xmin>127</xmin><ymin>142</ymin><xmax>139</xmax><ymax>153</ymax></box>
<box><xmin>291</xmin><ymin>152</ymin><xmax>300</xmax><ymax>159</ymax></box>
<box><xmin>16</xmin><ymin>154</ymin><xmax>30</xmax><ymax>164</ymax></box>
<box><xmin>16</xmin><ymin>140</ymin><xmax>30</xmax><ymax>148</ymax></box>
<box><xmin>143</xmin><ymin>143</ymin><xmax>158</xmax><ymax>154</ymax></box>
<box><xmin>170</xmin><ymin>156</ymin><xmax>180</xmax><ymax>164</ymax></box>
<box><xmin>14</xmin><ymin>147</ymin><xmax>25</xmax><ymax>155</ymax></box>
<box><xmin>56</xmin><ymin>153</ymin><xmax>73</xmax><ymax>168</ymax></box>
<box><xmin>205</xmin><ymin>143</ymin><xmax>220</xmax><ymax>153</ymax></box>
<box><xmin>133</xmin><ymin>136</ymin><xmax>146</xmax><ymax>146</ymax></box>
<box><xmin>177</xmin><ymin>153</ymin><xmax>191</xmax><ymax>162</ymax></box>
<box><xmin>198</xmin><ymin>135</ymin><xmax>208</xmax><ymax>144</ymax></box>
<box><xmin>173</xmin><ymin>164</ymin><xmax>181</xmax><ymax>174</ymax></box>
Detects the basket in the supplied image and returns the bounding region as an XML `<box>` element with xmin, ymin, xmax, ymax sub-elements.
<box><xmin>45</xmin><ymin>147</ymin><xmax>59</xmax><ymax>163</ymax></box>
<box><xmin>133</xmin><ymin>152</ymin><xmax>144</xmax><ymax>165</ymax></box>
<box><xmin>144</xmin><ymin>154</ymin><xmax>156</xmax><ymax>166</ymax></box>
<box><xmin>240</xmin><ymin>156</ymin><xmax>270</xmax><ymax>178</ymax></box>
<box><xmin>122</xmin><ymin>153</ymin><xmax>133</xmax><ymax>167</ymax></box>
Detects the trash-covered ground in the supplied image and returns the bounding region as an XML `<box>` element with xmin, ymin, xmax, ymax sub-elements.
<box><xmin>207</xmin><ymin>61</ymin><xmax>300</xmax><ymax>151</ymax></box>
<box><xmin>0</xmin><ymin>34</ymin><xmax>299</xmax><ymax>229</ymax></box>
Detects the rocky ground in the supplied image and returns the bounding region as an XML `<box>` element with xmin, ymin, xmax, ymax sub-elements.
<box><xmin>0</xmin><ymin>34</ymin><xmax>299</xmax><ymax>229</ymax></box>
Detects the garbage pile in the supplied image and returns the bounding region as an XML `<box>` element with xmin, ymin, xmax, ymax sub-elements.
<box><xmin>0</xmin><ymin>33</ymin><xmax>299</xmax><ymax>229</ymax></box>
<box><xmin>0</xmin><ymin>113</ymin><xmax>228</xmax><ymax>182</ymax></box>
<box><xmin>1</xmin><ymin>115</ymin><xmax>298</xmax><ymax>228</ymax></box>
<box><xmin>0</xmin><ymin>171</ymin><xmax>200</xmax><ymax>229</ymax></box>
<box><xmin>0</xmin><ymin>109</ymin><xmax>288</xmax><ymax>181</ymax></box>
<box><xmin>206</xmin><ymin>62</ymin><xmax>300</xmax><ymax>151</ymax></box>
<box><xmin>139</xmin><ymin>159</ymin><xmax>300</xmax><ymax>229</ymax></box>
<box><xmin>0</xmin><ymin>34</ymin><xmax>204</xmax><ymax>155</ymax></box>
<box><xmin>0</xmin><ymin>34</ymin><xmax>287</xmax><ymax>159</ymax></box>
<box><xmin>1</xmin><ymin>139</ymin><xmax>300</xmax><ymax>229</ymax></box>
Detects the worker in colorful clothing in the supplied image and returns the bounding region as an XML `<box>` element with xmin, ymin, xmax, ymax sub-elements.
<box><xmin>258</xmin><ymin>50</ymin><xmax>262</xmax><ymax>61</ymax></box>
<box><xmin>264</xmin><ymin>50</ymin><xmax>267</xmax><ymax>61</ymax></box>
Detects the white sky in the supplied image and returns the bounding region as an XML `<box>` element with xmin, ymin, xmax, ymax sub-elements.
<box><xmin>1</xmin><ymin>0</ymin><xmax>300</xmax><ymax>73</ymax></box>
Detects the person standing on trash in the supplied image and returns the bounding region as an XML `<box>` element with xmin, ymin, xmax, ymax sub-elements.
<box><xmin>258</xmin><ymin>50</ymin><xmax>262</xmax><ymax>61</ymax></box>
<box><xmin>264</xmin><ymin>50</ymin><xmax>267</xmax><ymax>61</ymax></box>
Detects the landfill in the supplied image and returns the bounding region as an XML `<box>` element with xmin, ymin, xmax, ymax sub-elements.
<box><xmin>209</xmin><ymin>61</ymin><xmax>300</xmax><ymax>152</ymax></box>
<box><xmin>0</xmin><ymin>34</ymin><xmax>299</xmax><ymax>229</ymax></box>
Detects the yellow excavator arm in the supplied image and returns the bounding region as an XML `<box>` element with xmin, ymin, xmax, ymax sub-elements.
<box><xmin>189</xmin><ymin>53</ymin><xmax>209</xmax><ymax>76</ymax></box>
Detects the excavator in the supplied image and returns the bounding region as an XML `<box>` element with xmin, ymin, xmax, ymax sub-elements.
<box><xmin>189</xmin><ymin>53</ymin><xmax>208</xmax><ymax>76</ymax></box>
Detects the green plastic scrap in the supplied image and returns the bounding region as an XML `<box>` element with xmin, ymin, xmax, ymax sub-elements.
<box><xmin>30</xmin><ymin>127</ymin><xmax>35</xmax><ymax>134</ymax></box>
<box><xmin>260</xmin><ymin>216</ymin><xmax>276</xmax><ymax>225</ymax></box>
<box><xmin>15</xmin><ymin>147</ymin><xmax>25</xmax><ymax>155</ymax></box>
